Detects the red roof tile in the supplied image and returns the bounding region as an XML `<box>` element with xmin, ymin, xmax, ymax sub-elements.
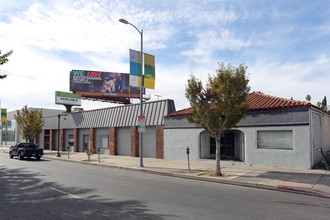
<box><xmin>167</xmin><ymin>92</ymin><xmax>314</xmax><ymax>117</ymax></box>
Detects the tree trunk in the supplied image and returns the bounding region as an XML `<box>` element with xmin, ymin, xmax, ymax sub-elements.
<box><xmin>215</xmin><ymin>134</ymin><xmax>222</xmax><ymax>176</ymax></box>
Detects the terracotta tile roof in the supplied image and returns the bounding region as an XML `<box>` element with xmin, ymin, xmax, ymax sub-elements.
<box><xmin>167</xmin><ymin>92</ymin><xmax>314</xmax><ymax>117</ymax></box>
<box><xmin>247</xmin><ymin>92</ymin><xmax>312</xmax><ymax>111</ymax></box>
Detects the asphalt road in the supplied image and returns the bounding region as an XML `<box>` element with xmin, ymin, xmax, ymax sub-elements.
<box><xmin>0</xmin><ymin>152</ymin><xmax>329</xmax><ymax>220</ymax></box>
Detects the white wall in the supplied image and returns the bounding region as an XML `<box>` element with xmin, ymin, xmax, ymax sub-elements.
<box><xmin>323</xmin><ymin>113</ymin><xmax>330</xmax><ymax>154</ymax></box>
<box><xmin>165</xmin><ymin>125</ymin><xmax>311</xmax><ymax>169</ymax></box>
<box><xmin>143</xmin><ymin>127</ymin><xmax>156</xmax><ymax>158</ymax></box>
<box><xmin>164</xmin><ymin>128</ymin><xmax>204</xmax><ymax>160</ymax></box>
<box><xmin>311</xmin><ymin>110</ymin><xmax>323</xmax><ymax>166</ymax></box>
<box><xmin>200</xmin><ymin>131</ymin><xmax>211</xmax><ymax>159</ymax></box>
<box><xmin>117</xmin><ymin>127</ymin><xmax>131</xmax><ymax>156</ymax></box>
<box><xmin>95</xmin><ymin>128</ymin><xmax>109</xmax><ymax>154</ymax></box>
<box><xmin>241</xmin><ymin>125</ymin><xmax>311</xmax><ymax>169</ymax></box>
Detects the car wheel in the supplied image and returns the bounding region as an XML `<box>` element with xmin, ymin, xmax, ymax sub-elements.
<box><xmin>36</xmin><ymin>156</ymin><xmax>41</xmax><ymax>160</ymax></box>
<box><xmin>9</xmin><ymin>153</ymin><xmax>13</xmax><ymax>159</ymax></box>
<box><xmin>18</xmin><ymin>153</ymin><xmax>23</xmax><ymax>160</ymax></box>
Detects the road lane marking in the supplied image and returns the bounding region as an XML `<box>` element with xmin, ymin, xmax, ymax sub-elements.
<box><xmin>50</xmin><ymin>187</ymin><xmax>82</xmax><ymax>199</ymax></box>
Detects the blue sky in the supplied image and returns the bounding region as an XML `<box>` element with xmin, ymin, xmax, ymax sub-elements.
<box><xmin>1</xmin><ymin>0</ymin><xmax>330</xmax><ymax>112</ymax></box>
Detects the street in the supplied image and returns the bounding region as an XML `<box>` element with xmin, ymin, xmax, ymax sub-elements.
<box><xmin>0</xmin><ymin>152</ymin><xmax>329</xmax><ymax>220</ymax></box>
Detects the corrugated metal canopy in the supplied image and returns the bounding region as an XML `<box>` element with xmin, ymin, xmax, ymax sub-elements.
<box><xmin>43</xmin><ymin>99</ymin><xmax>175</xmax><ymax>129</ymax></box>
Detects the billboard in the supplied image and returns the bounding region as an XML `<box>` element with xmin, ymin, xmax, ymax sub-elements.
<box><xmin>70</xmin><ymin>70</ymin><xmax>140</xmax><ymax>95</ymax></box>
<box><xmin>55</xmin><ymin>91</ymin><xmax>82</xmax><ymax>106</ymax></box>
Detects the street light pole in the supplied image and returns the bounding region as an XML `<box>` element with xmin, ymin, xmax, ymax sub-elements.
<box><xmin>57</xmin><ymin>114</ymin><xmax>61</xmax><ymax>157</ymax></box>
<box><xmin>119</xmin><ymin>18</ymin><xmax>144</xmax><ymax>167</ymax></box>
<box><xmin>57</xmin><ymin>112</ymin><xmax>67</xmax><ymax>157</ymax></box>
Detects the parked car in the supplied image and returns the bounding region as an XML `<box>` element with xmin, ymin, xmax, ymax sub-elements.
<box><xmin>9</xmin><ymin>143</ymin><xmax>44</xmax><ymax>160</ymax></box>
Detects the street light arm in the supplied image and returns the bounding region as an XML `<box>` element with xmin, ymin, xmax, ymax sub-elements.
<box><xmin>119</xmin><ymin>18</ymin><xmax>142</xmax><ymax>35</ymax></box>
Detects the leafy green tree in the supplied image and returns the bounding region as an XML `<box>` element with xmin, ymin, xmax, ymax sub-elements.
<box><xmin>322</xmin><ymin>96</ymin><xmax>327</xmax><ymax>111</ymax></box>
<box><xmin>0</xmin><ymin>50</ymin><xmax>13</xmax><ymax>79</ymax></box>
<box><xmin>306</xmin><ymin>95</ymin><xmax>311</xmax><ymax>102</ymax></box>
<box><xmin>317</xmin><ymin>102</ymin><xmax>322</xmax><ymax>108</ymax></box>
<box><xmin>14</xmin><ymin>106</ymin><xmax>44</xmax><ymax>142</ymax></box>
<box><xmin>185</xmin><ymin>62</ymin><xmax>250</xmax><ymax>176</ymax></box>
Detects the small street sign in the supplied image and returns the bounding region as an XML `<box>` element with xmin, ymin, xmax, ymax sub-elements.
<box><xmin>138</xmin><ymin>115</ymin><xmax>145</xmax><ymax>132</ymax></box>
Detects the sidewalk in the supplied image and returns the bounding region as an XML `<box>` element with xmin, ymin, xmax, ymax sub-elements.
<box><xmin>1</xmin><ymin>146</ymin><xmax>330</xmax><ymax>198</ymax></box>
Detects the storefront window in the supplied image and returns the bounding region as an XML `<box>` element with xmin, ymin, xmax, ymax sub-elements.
<box><xmin>68</xmin><ymin>135</ymin><xmax>74</xmax><ymax>147</ymax></box>
<box><xmin>257</xmin><ymin>130</ymin><xmax>293</xmax><ymax>149</ymax></box>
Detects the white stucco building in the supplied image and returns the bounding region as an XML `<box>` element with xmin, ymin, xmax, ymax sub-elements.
<box><xmin>163</xmin><ymin>92</ymin><xmax>330</xmax><ymax>170</ymax></box>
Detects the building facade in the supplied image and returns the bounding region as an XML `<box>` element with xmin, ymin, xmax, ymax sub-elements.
<box><xmin>4</xmin><ymin>93</ymin><xmax>330</xmax><ymax>170</ymax></box>
<box><xmin>39</xmin><ymin>99</ymin><xmax>175</xmax><ymax>159</ymax></box>
<box><xmin>163</xmin><ymin>92</ymin><xmax>330</xmax><ymax>169</ymax></box>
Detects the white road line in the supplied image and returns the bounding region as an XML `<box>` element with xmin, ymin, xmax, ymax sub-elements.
<box><xmin>0</xmin><ymin>170</ymin><xmax>10</xmax><ymax>175</ymax></box>
<box><xmin>49</xmin><ymin>187</ymin><xmax>82</xmax><ymax>199</ymax></box>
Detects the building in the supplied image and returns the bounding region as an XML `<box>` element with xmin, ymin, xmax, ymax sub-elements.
<box><xmin>3</xmin><ymin>108</ymin><xmax>64</xmax><ymax>146</ymax></box>
<box><xmin>4</xmin><ymin>92</ymin><xmax>329</xmax><ymax>170</ymax></box>
<box><xmin>39</xmin><ymin>99</ymin><xmax>175</xmax><ymax>158</ymax></box>
<box><xmin>163</xmin><ymin>92</ymin><xmax>330</xmax><ymax>169</ymax></box>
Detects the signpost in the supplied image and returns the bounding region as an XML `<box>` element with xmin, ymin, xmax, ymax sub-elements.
<box><xmin>138</xmin><ymin>115</ymin><xmax>145</xmax><ymax>132</ymax></box>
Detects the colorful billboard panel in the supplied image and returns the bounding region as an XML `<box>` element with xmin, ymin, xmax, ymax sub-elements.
<box><xmin>70</xmin><ymin>70</ymin><xmax>139</xmax><ymax>95</ymax></box>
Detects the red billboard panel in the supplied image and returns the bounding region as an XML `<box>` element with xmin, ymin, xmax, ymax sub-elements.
<box><xmin>70</xmin><ymin>70</ymin><xmax>140</xmax><ymax>96</ymax></box>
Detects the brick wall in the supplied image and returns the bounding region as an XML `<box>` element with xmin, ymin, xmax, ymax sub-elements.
<box><xmin>156</xmin><ymin>126</ymin><xmax>164</xmax><ymax>159</ymax></box>
<box><xmin>89</xmin><ymin>128</ymin><xmax>95</xmax><ymax>151</ymax></box>
<box><xmin>50</xmin><ymin>129</ymin><xmax>56</xmax><ymax>150</ymax></box>
<box><xmin>74</xmin><ymin>128</ymin><xmax>79</xmax><ymax>152</ymax></box>
<box><xmin>109</xmin><ymin>127</ymin><xmax>117</xmax><ymax>155</ymax></box>
<box><xmin>131</xmin><ymin>126</ymin><xmax>139</xmax><ymax>157</ymax></box>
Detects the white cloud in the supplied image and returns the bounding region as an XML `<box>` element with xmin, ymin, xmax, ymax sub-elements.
<box><xmin>249</xmin><ymin>55</ymin><xmax>330</xmax><ymax>104</ymax></box>
<box><xmin>181</xmin><ymin>29</ymin><xmax>253</xmax><ymax>64</ymax></box>
<box><xmin>1</xmin><ymin>0</ymin><xmax>330</xmax><ymax>114</ymax></box>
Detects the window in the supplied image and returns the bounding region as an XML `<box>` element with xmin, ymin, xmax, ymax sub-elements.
<box><xmin>68</xmin><ymin>135</ymin><xmax>74</xmax><ymax>147</ymax></box>
<box><xmin>2</xmin><ymin>130</ymin><xmax>15</xmax><ymax>142</ymax></box>
<box><xmin>257</xmin><ymin>130</ymin><xmax>293</xmax><ymax>149</ymax></box>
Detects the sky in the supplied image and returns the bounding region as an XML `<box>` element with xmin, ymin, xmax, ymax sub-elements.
<box><xmin>1</xmin><ymin>0</ymin><xmax>330</xmax><ymax>112</ymax></box>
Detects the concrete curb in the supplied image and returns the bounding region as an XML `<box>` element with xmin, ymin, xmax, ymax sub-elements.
<box><xmin>278</xmin><ymin>185</ymin><xmax>330</xmax><ymax>198</ymax></box>
<box><xmin>42</xmin><ymin>155</ymin><xmax>330</xmax><ymax>199</ymax></box>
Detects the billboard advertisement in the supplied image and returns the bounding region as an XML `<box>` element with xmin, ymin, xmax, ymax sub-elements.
<box><xmin>70</xmin><ymin>70</ymin><xmax>140</xmax><ymax>95</ymax></box>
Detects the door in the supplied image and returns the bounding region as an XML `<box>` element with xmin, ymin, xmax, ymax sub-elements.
<box><xmin>83</xmin><ymin>135</ymin><xmax>89</xmax><ymax>152</ymax></box>
<box><xmin>44</xmin><ymin>130</ymin><xmax>50</xmax><ymax>150</ymax></box>
<box><xmin>220</xmin><ymin>131</ymin><xmax>235</xmax><ymax>160</ymax></box>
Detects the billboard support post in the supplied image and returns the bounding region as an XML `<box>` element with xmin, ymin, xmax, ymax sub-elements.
<box><xmin>55</xmin><ymin>91</ymin><xmax>81</xmax><ymax>156</ymax></box>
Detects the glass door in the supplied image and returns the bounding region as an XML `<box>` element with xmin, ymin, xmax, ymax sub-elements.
<box><xmin>83</xmin><ymin>135</ymin><xmax>89</xmax><ymax>152</ymax></box>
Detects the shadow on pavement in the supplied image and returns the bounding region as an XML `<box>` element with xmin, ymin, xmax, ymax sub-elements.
<box><xmin>237</xmin><ymin>170</ymin><xmax>329</xmax><ymax>187</ymax></box>
<box><xmin>0</xmin><ymin>165</ymin><xmax>175</xmax><ymax>220</ymax></box>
